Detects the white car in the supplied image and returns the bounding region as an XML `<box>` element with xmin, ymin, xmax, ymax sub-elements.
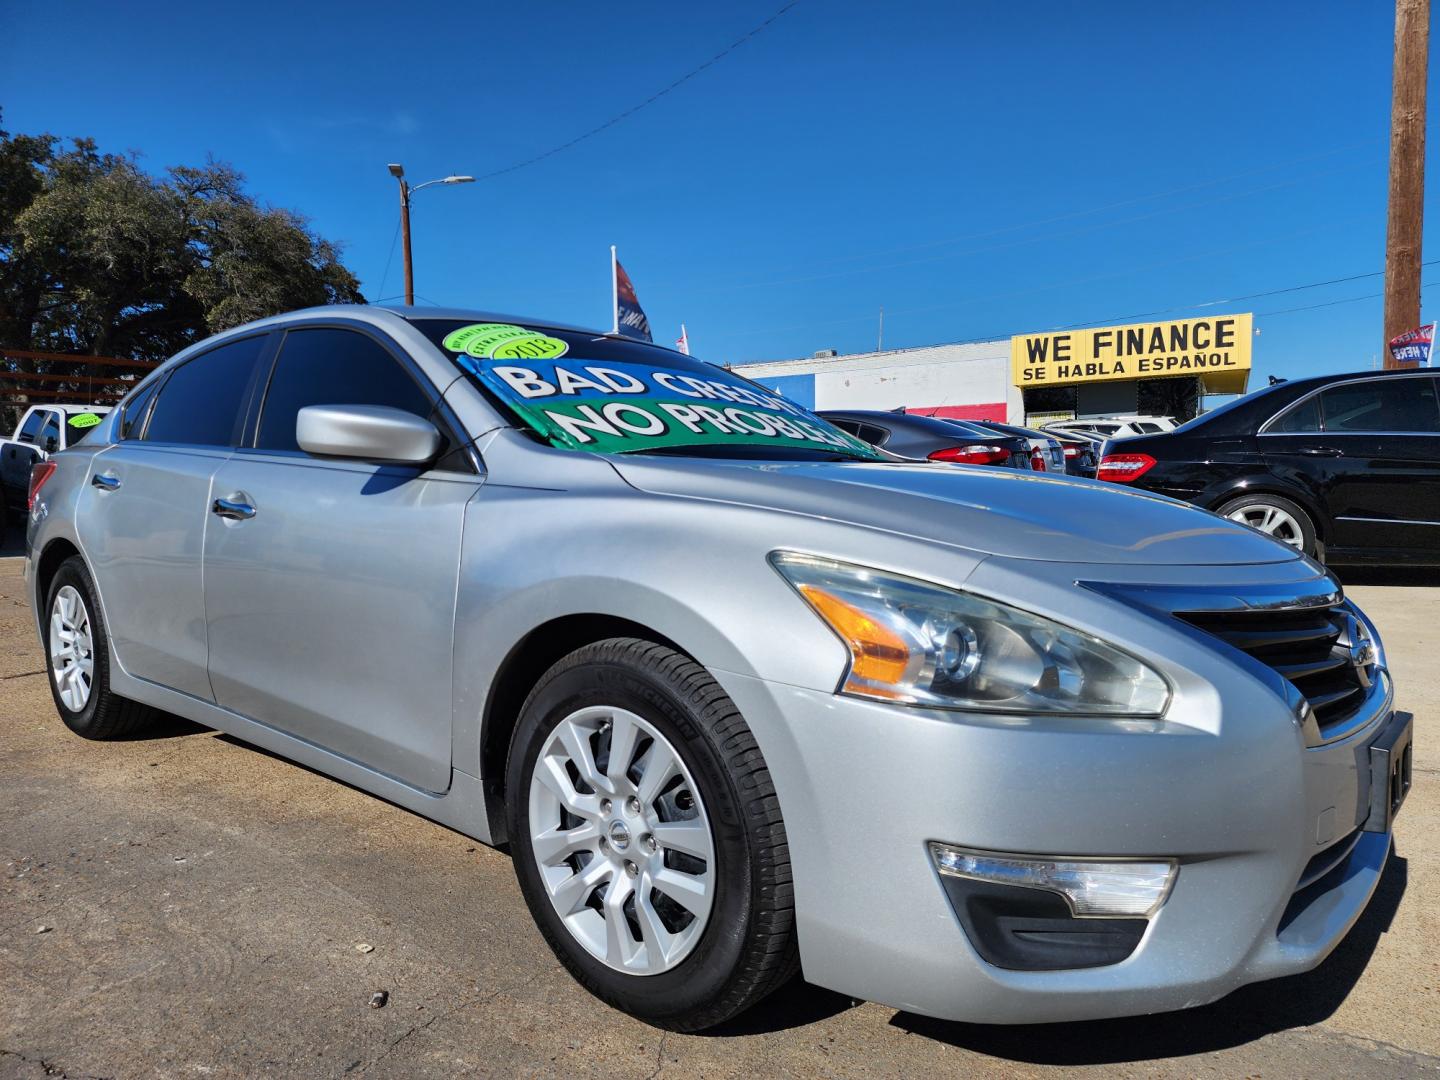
<box><xmin>1</xmin><ymin>404</ymin><xmax>112</xmax><ymax>528</ymax></box>
<box><xmin>1044</xmin><ymin>415</ymin><xmax>1176</xmax><ymax>440</ymax></box>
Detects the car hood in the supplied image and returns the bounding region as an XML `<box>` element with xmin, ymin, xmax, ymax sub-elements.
<box><xmin>610</xmin><ymin>457</ymin><xmax>1300</xmax><ymax>566</ymax></box>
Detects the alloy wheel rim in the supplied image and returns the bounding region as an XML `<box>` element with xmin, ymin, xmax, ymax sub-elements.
<box><xmin>527</xmin><ymin>706</ymin><xmax>715</xmax><ymax>975</ymax></box>
<box><xmin>1226</xmin><ymin>504</ymin><xmax>1304</xmax><ymax>548</ymax></box>
<box><xmin>49</xmin><ymin>585</ymin><xmax>94</xmax><ymax>712</ymax></box>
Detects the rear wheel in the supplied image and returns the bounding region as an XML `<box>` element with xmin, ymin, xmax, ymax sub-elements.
<box><xmin>42</xmin><ymin>556</ymin><xmax>159</xmax><ymax>739</ymax></box>
<box><xmin>506</xmin><ymin>638</ymin><xmax>797</xmax><ymax>1031</ymax></box>
<box><xmin>1217</xmin><ymin>493</ymin><xmax>1317</xmax><ymax>557</ymax></box>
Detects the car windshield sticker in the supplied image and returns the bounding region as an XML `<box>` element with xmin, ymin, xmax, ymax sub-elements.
<box><xmin>67</xmin><ymin>412</ymin><xmax>102</xmax><ymax>429</ymax></box>
<box><xmin>445</xmin><ymin>347</ymin><xmax>882</xmax><ymax>459</ymax></box>
<box><xmin>442</xmin><ymin>323</ymin><xmax>569</xmax><ymax>361</ymax></box>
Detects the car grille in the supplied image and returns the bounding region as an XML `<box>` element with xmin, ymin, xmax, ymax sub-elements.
<box><xmin>1177</xmin><ymin>601</ymin><xmax>1374</xmax><ymax>737</ymax></box>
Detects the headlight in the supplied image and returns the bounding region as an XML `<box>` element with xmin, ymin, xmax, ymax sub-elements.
<box><xmin>771</xmin><ymin>552</ymin><xmax>1170</xmax><ymax>716</ymax></box>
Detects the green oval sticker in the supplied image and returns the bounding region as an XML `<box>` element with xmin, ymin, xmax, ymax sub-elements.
<box><xmin>67</xmin><ymin>412</ymin><xmax>102</xmax><ymax>429</ymax></box>
<box><xmin>490</xmin><ymin>334</ymin><xmax>569</xmax><ymax>360</ymax></box>
<box><xmin>442</xmin><ymin>322</ymin><xmax>569</xmax><ymax>361</ymax></box>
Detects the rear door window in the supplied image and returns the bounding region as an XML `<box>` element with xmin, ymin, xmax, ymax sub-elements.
<box><xmin>1319</xmin><ymin>378</ymin><xmax>1440</xmax><ymax>433</ymax></box>
<box><xmin>145</xmin><ymin>335</ymin><xmax>268</xmax><ymax>446</ymax></box>
<box><xmin>1267</xmin><ymin>396</ymin><xmax>1322</xmax><ymax>434</ymax></box>
<box><xmin>256</xmin><ymin>327</ymin><xmax>435</xmax><ymax>454</ymax></box>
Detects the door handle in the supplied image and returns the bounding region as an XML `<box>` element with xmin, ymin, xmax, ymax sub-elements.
<box><xmin>1296</xmin><ymin>446</ymin><xmax>1343</xmax><ymax>457</ymax></box>
<box><xmin>212</xmin><ymin>496</ymin><xmax>256</xmax><ymax>521</ymax></box>
<box><xmin>91</xmin><ymin>473</ymin><xmax>121</xmax><ymax>491</ymax></box>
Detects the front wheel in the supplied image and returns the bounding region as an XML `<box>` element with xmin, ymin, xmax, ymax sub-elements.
<box><xmin>506</xmin><ymin>638</ymin><xmax>797</xmax><ymax>1031</ymax></box>
<box><xmin>1217</xmin><ymin>493</ymin><xmax>1318</xmax><ymax>557</ymax></box>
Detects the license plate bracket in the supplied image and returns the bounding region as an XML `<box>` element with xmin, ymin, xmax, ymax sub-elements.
<box><xmin>1363</xmin><ymin>712</ymin><xmax>1413</xmax><ymax>834</ymax></box>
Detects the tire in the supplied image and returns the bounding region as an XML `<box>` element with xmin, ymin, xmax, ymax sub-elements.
<box><xmin>1216</xmin><ymin>493</ymin><xmax>1318</xmax><ymax>557</ymax></box>
<box><xmin>42</xmin><ymin>556</ymin><xmax>159</xmax><ymax>739</ymax></box>
<box><xmin>506</xmin><ymin>638</ymin><xmax>797</xmax><ymax>1031</ymax></box>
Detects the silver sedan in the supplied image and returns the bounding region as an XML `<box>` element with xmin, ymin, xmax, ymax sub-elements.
<box><xmin>24</xmin><ymin>306</ymin><xmax>1411</xmax><ymax>1030</ymax></box>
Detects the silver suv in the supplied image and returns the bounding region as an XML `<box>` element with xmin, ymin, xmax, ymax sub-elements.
<box><xmin>24</xmin><ymin>306</ymin><xmax>1412</xmax><ymax>1031</ymax></box>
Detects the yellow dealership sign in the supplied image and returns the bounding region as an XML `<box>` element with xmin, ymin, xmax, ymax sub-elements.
<box><xmin>1011</xmin><ymin>314</ymin><xmax>1252</xmax><ymax>394</ymax></box>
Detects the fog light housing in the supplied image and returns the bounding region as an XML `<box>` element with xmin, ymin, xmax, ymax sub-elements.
<box><xmin>930</xmin><ymin>843</ymin><xmax>1176</xmax><ymax>918</ymax></box>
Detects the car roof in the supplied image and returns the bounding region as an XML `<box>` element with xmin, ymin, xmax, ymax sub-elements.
<box><xmin>1267</xmin><ymin>366</ymin><xmax>1436</xmax><ymax>393</ymax></box>
<box><xmin>379</xmin><ymin>304</ymin><xmax>610</xmax><ymax>337</ymax></box>
<box><xmin>33</xmin><ymin>404</ymin><xmax>112</xmax><ymax>415</ymax></box>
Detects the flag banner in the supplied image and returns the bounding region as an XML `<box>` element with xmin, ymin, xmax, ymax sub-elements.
<box><xmin>614</xmin><ymin>259</ymin><xmax>653</xmax><ymax>342</ymax></box>
<box><xmin>1388</xmin><ymin>323</ymin><xmax>1435</xmax><ymax>366</ymax></box>
<box><xmin>450</xmin><ymin>350</ymin><xmax>882</xmax><ymax>459</ymax></box>
<box><xmin>676</xmin><ymin>324</ymin><xmax>690</xmax><ymax>355</ymax></box>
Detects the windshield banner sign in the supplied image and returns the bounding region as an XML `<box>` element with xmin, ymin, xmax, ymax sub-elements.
<box><xmin>455</xmin><ymin>352</ymin><xmax>882</xmax><ymax>458</ymax></box>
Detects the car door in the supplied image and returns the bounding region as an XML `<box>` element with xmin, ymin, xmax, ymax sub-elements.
<box><xmin>1316</xmin><ymin>374</ymin><xmax>1440</xmax><ymax>557</ymax></box>
<box><xmin>2</xmin><ymin>408</ymin><xmax>49</xmax><ymax>500</ymax></box>
<box><xmin>202</xmin><ymin>323</ymin><xmax>480</xmax><ymax>793</ymax></box>
<box><xmin>78</xmin><ymin>333</ymin><xmax>273</xmax><ymax>699</ymax></box>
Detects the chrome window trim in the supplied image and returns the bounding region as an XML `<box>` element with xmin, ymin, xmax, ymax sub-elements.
<box><xmin>1257</xmin><ymin>371</ymin><xmax>1440</xmax><ymax>436</ymax></box>
<box><xmin>1335</xmin><ymin>515</ymin><xmax>1440</xmax><ymax>527</ymax></box>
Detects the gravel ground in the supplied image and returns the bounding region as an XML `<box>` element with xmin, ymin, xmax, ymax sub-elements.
<box><xmin>1</xmin><ymin>542</ymin><xmax>1436</xmax><ymax>1079</ymax></box>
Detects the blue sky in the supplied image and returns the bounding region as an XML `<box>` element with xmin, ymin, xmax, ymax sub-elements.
<box><xmin>3</xmin><ymin>0</ymin><xmax>1437</xmax><ymax>383</ymax></box>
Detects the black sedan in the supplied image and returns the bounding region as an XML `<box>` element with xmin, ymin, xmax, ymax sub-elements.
<box><xmin>1097</xmin><ymin>368</ymin><xmax>1440</xmax><ymax>565</ymax></box>
<box><xmin>818</xmin><ymin>410</ymin><xmax>1033</xmax><ymax>470</ymax></box>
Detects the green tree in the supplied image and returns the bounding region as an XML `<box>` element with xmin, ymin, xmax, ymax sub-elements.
<box><xmin>0</xmin><ymin>117</ymin><xmax>364</xmax><ymax>424</ymax></box>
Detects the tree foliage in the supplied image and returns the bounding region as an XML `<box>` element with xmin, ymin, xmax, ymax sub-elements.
<box><xmin>0</xmin><ymin>118</ymin><xmax>364</xmax><ymax>366</ymax></box>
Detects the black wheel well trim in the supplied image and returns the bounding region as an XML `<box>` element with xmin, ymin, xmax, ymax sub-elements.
<box><xmin>1205</xmin><ymin>482</ymin><xmax>1330</xmax><ymax>540</ymax></box>
<box><xmin>479</xmin><ymin>613</ymin><xmax>688</xmax><ymax>845</ymax></box>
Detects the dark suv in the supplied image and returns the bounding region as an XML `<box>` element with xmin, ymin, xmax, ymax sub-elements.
<box><xmin>1098</xmin><ymin>368</ymin><xmax>1440</xmax><ymax>565</ymax></box>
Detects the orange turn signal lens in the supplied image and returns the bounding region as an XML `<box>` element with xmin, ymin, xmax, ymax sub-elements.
<box><xmin>798</xmin><ymin>584</ymin><xmax>912</xmax><ymax>686</ymax></box>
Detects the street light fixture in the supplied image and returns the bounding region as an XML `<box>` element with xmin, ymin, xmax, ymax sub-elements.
<box><xmin>387</xmin><ymin>164</ymin><xmax>475</xmax><ymax>305</ymax></box>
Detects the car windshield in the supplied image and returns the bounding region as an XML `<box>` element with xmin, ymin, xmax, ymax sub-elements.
<box><xmin>413</xmin><ymin>318</ymin><xmax>883</xmax><ymax>462</ymax></box>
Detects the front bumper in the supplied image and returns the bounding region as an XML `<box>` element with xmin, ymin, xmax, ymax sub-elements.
<box><xmin>711</xmin><ymin>662</ymin><xmax>1399</xmax><ymax>1025</ymax></box>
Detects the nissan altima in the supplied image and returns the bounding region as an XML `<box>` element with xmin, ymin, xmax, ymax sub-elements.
<box><xmin>24</xmin><ymin>306</ymin><xmax>1411</xmax><ymax>1031</ymax></box>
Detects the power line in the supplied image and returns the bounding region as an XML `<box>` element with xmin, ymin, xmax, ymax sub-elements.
<box><xmin>1046</xmin><ymin>260</ymin><xmax>1440</xmax><ymax>331</ymax></box>
<box><xmin>1254</xmin><ymin>279</ymin><xmax>1438</xmax><ymax>318</ymax></box>
<box><xmin>375</xmin><ymin>218</ymin><xmax>401</xmax><ymax>303</ymax></box>
<box><xmin>472</xmin><ymin>2</ymin><xmax>801</xmax><ymax>183</ymax></box>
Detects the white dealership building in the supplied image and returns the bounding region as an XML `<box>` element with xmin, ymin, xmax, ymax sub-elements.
<box><xmin>731</xmin><ymin>314</ymin><xmax>1253</xmax><ymax>425</ymax></box>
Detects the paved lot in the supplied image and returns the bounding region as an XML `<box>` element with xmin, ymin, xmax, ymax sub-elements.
<box><xmin>2</xmin><ymin>540</ymin><xmax>1437</xmax><ymax>1079</ymax></box>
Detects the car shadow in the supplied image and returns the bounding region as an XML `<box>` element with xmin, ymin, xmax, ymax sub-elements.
<box><xmin>886</xmin><ymin>850</ymin><xmax>1408</xmax><ymax>1065</ymax></box>
<box><xmin>109</xmin><ymin>712</ymin><xmax>210</xmax><ymax>741</ymax></box>
<box><xmin>1335</xmin><ymin>565</ymin><xmax>1440</xmax><ymax>587</ymax></box>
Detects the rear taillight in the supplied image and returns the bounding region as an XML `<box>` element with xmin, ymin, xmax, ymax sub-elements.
<box><xmin>28</xmin><ymin>460</ymin><xmax>57</xmax><ymax>510</ymax></box>
<box><xmin>1030</xmin><ymin>447</ymin><xmax>1047</xmax><ymax>472</ymax></box>
<box><xmin>928</xmin><ymin>445</ymin><xmax>1011</xmax><ymax>466</ymax></box>
<box><xmin>1096</xmin><ymin>453</ymin><xmax>1157</xmax><ymax>483</ymax></box>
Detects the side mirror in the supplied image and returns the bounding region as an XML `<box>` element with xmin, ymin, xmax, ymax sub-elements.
<box><xmin>295</xmin><ymin>404</ymin><xmax>440</xmax><ymax>464</ymax></box>
<box><xmin>44</xmin><ymin>438</ymin><xmax>58</xmax><ymax>453</ymax></box>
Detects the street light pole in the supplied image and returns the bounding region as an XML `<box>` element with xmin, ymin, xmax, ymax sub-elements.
<box><xmin>387</xmin><ymin>164</ymin><xmax>475</xmax><ymax>306</ymax></box>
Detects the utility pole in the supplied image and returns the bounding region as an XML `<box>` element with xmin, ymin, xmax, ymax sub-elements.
<box><xmin>1383</xmin><ymin>0</ymin><xmax>1431</xmax><ymax>365</ymax></box>
<box><xmin>877</xmin><ymin>306</ymin><xmax>884</xmax><ymax>352</ymax></box>
<box><xmin>387</xmin><ymin>164</ymin><xmax>475</xmax><ymax>307</ymax></box>
<box><xmin>389</xmin><ymin>164</ymin><xmax>414</xmax><ymax>306</ymax></box>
